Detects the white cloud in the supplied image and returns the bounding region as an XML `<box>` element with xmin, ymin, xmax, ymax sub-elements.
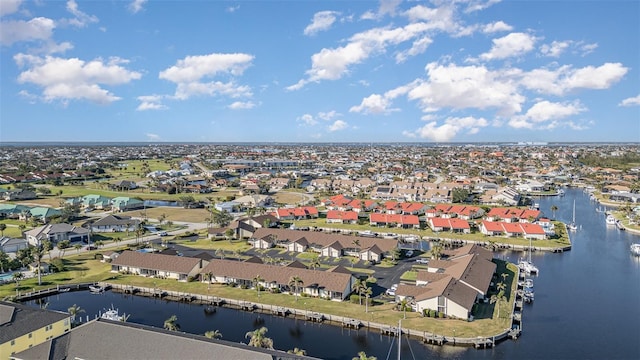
<box><xmin>619</xmin><ymin>95</ymin><xmax>640</xmax><ymax>107</ymax></box>
<box><xmin>508</xmin><ymin>100</ymin><xmax>586</xmax><ymax>129</ymax></box>
<box><xmin>15</xmin><ymin>54</ymin><xmax>141</xmax><ymax>104</ymax></box>
<box><xmin>304</xmin><ymin>11</ymin><xmax>340</xmax><ymax>36</ymax></box>
<box><xmin>328</xmin><ymin>120</ymin><xmax>348</xmax><ymax>132</ymax></box>
<box><xmin>480</xmin><ymin>32</ymin><xmax>537</xmax><ymax>60</ymax></box>
<box><xmin>0</xmin><ymin>0</ymin><xmax>22</xmax><ymax>17</ymax></box>
<box><xmin>464</xmin><ymin>0</ymin><xmax>502</xmax><ymax>13</ymax></box>
<box><xmin>298</xmin><ymin>114</ymin><xmax>317</xmax><ymax>126</ymax></box>
<box><xmin>0</xmin><ymin>17</ymin><xmax>56</xmax><ymax>46</ymax></box>
<box><xmin>145</xmin><ymin>133</ymin><xmax>160</xmax><ymax>140</ymax></box>
<box><xmin>396</xmin><ymin>36</ymin><xmax>432</xmax><ymax>63</ymax></box>
<box><xmin>137</xmin><ymin>95</ymin><xmax>168</xmax><ymax>111</ymax></box>
<box><xmin>63</xmin><ymin>0</ymin><xmax>98</xmax><ymax>28</ymax></box>
<box><xmin>577</xmin><ymin>42</ymin><xmax>598</xmax><ymax>56</ymax></box>
<box><xmin>409</xmin><ymin>116</ymin><xmax>489</xmax><ymax>142</ymax></box>
<box><xmin>360</xmin><ymin>0</ymin><xmax>402</xmax><ymax>20</ymax></box>
<box><xmin>159</xmin><ymin>53</ymin><xmax>254</xmax><ymax>100</ymax></box>
<box><xmin>540</xmin><ymin>40</ymin><xmax>570</xmax><ymax>57</ymax></box>
<box><xmin>318</xmin><ymin>110</ymin><xmax>339</xmax><ymax>121</ymax></box>
<box><xmin>228</xmin><ymin>101</ymin><xmax>256</xmax><ymax>110</ymax></box>
<box><xmin>226</xmin><ymin>5</ymin><xmax>240</xmax><ymax>13</ymax></box>
<box><xmin>482</xmin><ymin>21</ymin><xmax>513</xmax><ymax>33</ymax></box>
<box><xmin>407</xmin><ymin>62</ymin><xmax>525</xmax><ymax>116</ymax></box>
<box><xmin>128</xmin><ymin>0</ymin><xmax>147</xmax><ymax>14</ymax></box>
<box><xmin>520</xmin><ymin>63</ymin><xmax>628</xmax><ymax>95</ymax></box>
<box><xmin>350</xmin><ymin>93</ymin><xmax>394</xmax><ymax>114</ymax></box>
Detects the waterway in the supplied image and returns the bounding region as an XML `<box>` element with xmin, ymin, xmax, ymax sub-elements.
<box><xmin>26</xmin><ymin>189</ymin><xmax>640</xmax><ymax>359</ymax></box>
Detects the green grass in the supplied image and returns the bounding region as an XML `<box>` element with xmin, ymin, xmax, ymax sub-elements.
<box><xmin>400</xmin><ymin>270</ymin><xmax>418</xmax><ymax>281</ymax></box>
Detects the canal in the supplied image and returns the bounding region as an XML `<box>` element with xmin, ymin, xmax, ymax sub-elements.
<box><xmin>26</xmin><ymin>189</ymin><xmax>640</xmax><ymax>359</ymax></box>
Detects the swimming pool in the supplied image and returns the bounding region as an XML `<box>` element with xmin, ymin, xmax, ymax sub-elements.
<box><xmin>136</xmin><ymin>248</ymin><xmax>157</xmax><ymax>253</ymax></box>
<box><xmin>0</xmin><ymin>272</ymin><xmax>15</xmax><ymax>283</ymax></box>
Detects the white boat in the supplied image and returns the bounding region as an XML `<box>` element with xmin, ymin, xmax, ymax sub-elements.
<box><xmin>89</xmin><ymin>285</ymin><xmax>105</xmax><ymax>293</ymax></box>
<box><xmin>631</xmin><ymin>244</ymin><xmax>640</xmax><ymax>256</ymax></box>
<box><xmin>605</xmin><ymin>214</ymin><xmax>616</xmax><ymax>226</ymax></box>
<box><xmin>557</xmin><ymin>189</ymin><xmax>565</xmax><ymax>196</ymax></box>
<box><xmin>524</xmin><ymin>278</ymin><xmax>534</xmax><ymax>289</ymax></box>
<box><xmin>519</xmin><ymin>260</ymin><xmax>539</xmax><ymax>274</ymax></box>
<box><xmin>568</xmin><ymin>200</ymin><xmax>578</xmax><ymax>231</ymax></box>
<box><xmin>100</xmin><ymin>307</ymin><xmax>125</xmax><ymax>321</ymax></box>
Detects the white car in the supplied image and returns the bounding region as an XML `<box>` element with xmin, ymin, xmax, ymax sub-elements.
<box><xmin>386</xmin><ymin>283</ymin><xmax>399</xmax><ymax>296</ymax></box>
<box><xmin>405</xmin><ymin>250</ymin><xmax>414</xmax><ymax>257</ymax></box>
<box><xmin>416</xmin><ymin>258</ymin><xmax>429</xmax><ymax>264</ymax></box>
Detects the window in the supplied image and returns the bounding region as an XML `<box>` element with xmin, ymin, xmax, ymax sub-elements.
<box><xmin>11</xmin><ymin>340</ymin><xmax>15</xmax><ymax>346</ymax></box>
<box><xmin>29</xmin><ymin>333</ymin><xmax>33</xmax><ymax>338</ymax></box>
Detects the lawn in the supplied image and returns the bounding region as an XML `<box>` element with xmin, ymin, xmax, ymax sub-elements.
<box><xmin>0</xmin><ymin>251</ymin><xmax>515</xmax><ymax>338</ymax></box>
<box><xmin>119</xmin><ymin>207</ymin><xmax>210</xmax><ymax>223</ymax></box>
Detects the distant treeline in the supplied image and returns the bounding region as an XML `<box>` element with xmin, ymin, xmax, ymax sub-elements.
<box><xmin>578</xmin><ymin>153</ymin><xmax>640</xmax><ymax>169</ymax></box>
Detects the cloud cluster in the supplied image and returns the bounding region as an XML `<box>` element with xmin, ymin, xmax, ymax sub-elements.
<box><xmin>304</xmin><ymin>11</ymin><xmax>341</xmax><ymax>36</ymax></box>
<box><xmin>15</xmin><ymin>54</ymin><xmax>141</xmax><ymax>104</ymax></box>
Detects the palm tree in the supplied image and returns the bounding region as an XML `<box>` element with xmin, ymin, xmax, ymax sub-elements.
<box><xmin>204</xmin><ymin>271</ymin><xmax>213</xmax><ymax>289</ymax></box>
<box><xmin>288</xmin><ymin>276</ymin><xmax>303</xmax><ymax>301</ymax></box>
<box><xmin>94</xmin><ymin>240</ymin><xmax>104</xmax><ymax>249</ymax></box>
<box><xmin>57</xmin><ymin>240</ymin><xmax>70</xmax><ymax>258</ymax></box>
<box><xmin>31</xmin><ymin>244</ymin><xmax>44</xmax><ymax>285</ymax></box>
<box><xmin>309</xmin><ymin>257</ymin><xmax>321</xmax><ymax>271</ymax></box>
<box><xmin>163</xmin><ymin>315</ymin><xmax>180</xmax><ymax>331</ymax></box>
<box><xmin>430</xmin><ymin>242</ymin><xmax>444</xmax><ymax>259</ymax></box>
<box><xmin>253</xmin><ymin>275</ymin><xmax>264</xmax><ymax>298</ymax></box>
<box><xmin>42</xmin><ymin>240</ymin><xmax>53</xmax><ymax>260</ymax></box>
<box><xmin>74</xmin><ymin>244</ymin><xmax>83</xmax><ymax>253</ymax></box>
<box><xmin>0</xmin><ymin>250</ymin><xmax>9</xmax><ymax>273</ymax></box>
<box><xmin>353</xmin><ymin>278</ymin><xmax>366</xmax><ymax>305</ymax></box>
<box><xmin>490</xmin><ymin>291</ymin><xmax>508</xmax><ymax>319</ymax></box>
<box><xmin>204</xmin><ymin>330</ymin><xmax>222</xmax><ymax>339</ymax></box>
<box><xmin>0</xmin><ymin>223</ymin><xmax>6</xmax><ymax>236</ymax></box>
<box><xmin>215</xmin><ymin>248</ymin><xmax>225</xmax><ymax>260</ymax></box>
<box><xmin>363</xmin><ymin>285</ymin><xmax>373</xmax><ymax>313</ymax></box>
<box><xmin>497</xmin><ymin>282</ymin><xmax>506</xmax><ymax>293</ymax></box>
<box><xmin>68</xmin><ymin>304</ymin><xmax>85</xmax><ymax>324</ymax></box>
<box><xmin>398</xmin><ymin>297</ymin><xmax>412</xmax><ymax>319</ymax></box>
<box><xmin>501</xmin><ymin>273</ymin><xmax>509</xmax><ymax>283</ymax></box>
<box><xmin>12</xmin><ymin>271</ymin><xmax>24</xmax><ymax>288</ymax></box>
<box><xmin>352</xmin><ymin>351</ymin><xmax>377</xmax><ymax>360</ymax></box>
<box><xmin>288</xmin><ymin>348</ymin><xmax>307</xmax><ymax>356</ymax></box>
<box><xmin>245</xmin><ymin>326</ymin><xmax>274</xmax><ymax>349</ymax></box>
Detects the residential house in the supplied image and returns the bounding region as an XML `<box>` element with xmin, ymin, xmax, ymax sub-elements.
<box><xmin>111</xmin><ymin>197</ymin><xmax>144</xmax><ymax>212</ymax></box>
<box><xmin>0</xmin><ymin>300</ymin><xmax>71</xmax><ymax>360</ymax></box>
<box><xmin>11</xmin><ymin>318</ymin><xmax>316</xmax><ymax>360</ymax></box>
<box><xmin>78</xmin><ymin>194</ymin><xmax>112</xmax><ymax>209</ymax></box>
<box><xmin>479</xmin><ymin>221</ymin><xmax>546</xmax><ymax>240</ymax></box>
<box><xmin>428</xmin><ymin>218</ymin><xmax>471</xmax><ymax>234</ymax></box>
<box><xmin>200</xmin><ymin>258</ymin><xmax>355</xmax><ymax>301</ymax></box>
<box><xmin>110</xmin><ymin>251</ymin><xmax>207</xmax><ymax>281</ymax></box>
<box><xmin>325</xmin><ymin>210</ymin><xmax>358</xmax><ymax>224</ymax></box>
<box><xmin>90</xmin><ymin>215</ymin><xmax>140</xmax><ymax>233</ymax></box>
<box><xmin>395</xmin><ymin>244</ymin><xmax>496</xmax><ymax>319</ymax></box>
<box><xmin>369</xmin><ymin>213</ymin><xmax>420</xmax><ymax>229</ymax></box>
<box><xmin>2</xmin><ymin>189</ymin><xmax>36</xmax><ymax>201</ymax></box>
<box><xmin>24</xmin><ymin>224</ymin><xmax>89</xmax><ymax>246</ymax></box>
<box><xmin>22</xmin><ymin>207</ymin><xmax>61</xmax><ymax>223</ymax></box>
<box><xmin>0</xmin><ymin>237</ymin><xmax>28</xmax><ymax>254</ymax></box>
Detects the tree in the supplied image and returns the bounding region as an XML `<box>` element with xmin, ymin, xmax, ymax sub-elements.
<box><xmin>95</xmin><ymin>240</ymin><xmax>104</xmax><ymax>249</ymax></box>
<box><xmin>288</xmin><ymin>348</ymin><xmax>307</xmax><ymax>356</ymax></box>
<box><xmin>225</xmin><ymin>228</ymin><xmax>235</xmax><ymax>242</ymax></box>
<box><xmin>497</xmin><ymin>282</ymin><xmax>506</xmax><ymax>293</ymax></box>
<box><xmin>204</xmin><ymin>330</ymin><xmax>222</xmax><ymax>339</ymax></box>
<box><xmin>68</xmin><ymin>304</ymin><xmax>85</xmax><ymax>324</ymax></box>
<box><xmin>31</xmin><ymin>244</ymin><xmax>45</xmax><ymax>285</ymax></box>
<box><xmin>490</xmin><ymin>291</ymin><xmax>508</xmax><ymax>319</ymax></box>
<box><xmin>74</xmin><ymin>244</ymin><xmax>83</xmax><ymax>253</ymax></box>
<box><xmin>398</xmin><ymin>297</ymin><xmax>412</xmax><ymax>319</ymax></box>
<box><xmin>0</xmin><ymin>251</ymin><xmax>9</xmax><ymax>273</ymax></box>
<box><xmin>352</xmin><ymin>351</ymin><xmax>377</xmax><ymax>360</ymax></box>
<box><xmin>253</xmin><ymin>275</ymin><xmax>264</xmax><ymax>297</ymax></box>
<box><xmin>430</xmin><ymin>242</ymin><xmax>444</xmax><ymax>260</ymax></box>
<box><xmin>57</xmin><ymin>240</ymin><xmax>70</xmax><ymax>258</ymax></box>
<box><xmin>308</xmin><ymin>256</ymin><xmax>321</xmax><ymax>271</ymax></box>
<box><xmin>452</xmin><ymin>188</ymin><xmax>470</xmax><ymax>203</ymax></box>
<box><xmin>158</xmin><ymin>213</ymin><xmax>167</xmax><ymax>225</ymax></box>
<box><xmin>13</xmin><ymin>271</ymin><xmax>24</xmax><ymax>288</ymax></box>
<box><xmin>215</xmin><ymin>248</ymin><xmax>225</xmax><ymax>260</ymax></box>
<box><xmin>288</xmin><ymin>276</ymin><xmax>303</xmax><ymax>301</ymax></box>
<box><xmin>163</xmin><ymin>315</ymin><xmax>180</xmax><ymax>331</ymax></box>
<box><xmin>550</xmin><ymin>205</ymin><xmax>558</xmax><ymax>220</ymax></box>
<box><xmin>135</xmin><ymin>223</ymin><xmax>145</xmax><ymax>244</ymax></box>
<box><xmin>245</xmin><ymin>326</ymin><xmax>274</xmax><ymax>349</ymax></box>
<box><xmin>0</xmin><ymin>223</ymin><xmax>6</xmax><ymax>237</ymax></box>
<box><xmin>353</xmin><ymin>278</ymin><xmax>366</xmax><ymax>305</ymax></box>
<box><xmin>363</xmin><ymin>285</ymin><xmax>373</xmax><ymax>313</ymax></box>
<box><xmin>212</xmin><ymin>210</ymin><xmax>233</xmax><ymax>228</ymax></box>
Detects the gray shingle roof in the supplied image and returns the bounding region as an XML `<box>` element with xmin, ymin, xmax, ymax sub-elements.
<box><xmin>112</xmin><ymin>251</ymin><xmax>203</xmax><ymax>274</ymax></box>
<box><xmin>13</xmin><ymin>319</ymin><xmax>319</xmax><ymax>360</ymax></box>
<box><xmin>0</xmin><ymin>301</ymin><xmax>70</xmax><ymax>344</ymax></box>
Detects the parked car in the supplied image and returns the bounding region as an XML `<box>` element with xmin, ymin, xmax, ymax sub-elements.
<box><xmin>405</xmin><ymin>250</ymin><xmax>414</xmax><ymax>257</ymax></box>
<box><xmin>416</xmin><ymin>258</ymin><xmax>429</xmax><ymax>264</ymax></box>
<box><xmin>159</xmin><ymin>231</ymin><xmax>168</xmax><ymax>236</ymax></box>
<box><xmin>385</xmin><ymin>283</ymin><xmax>398</xmax><ymax>296</ymax></box>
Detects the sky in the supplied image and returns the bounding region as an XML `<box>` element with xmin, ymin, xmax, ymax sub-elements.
<box><xmin>0</xmin><ymin>0</ymin><xmax>639</xmax><ymax>143</ymax></box>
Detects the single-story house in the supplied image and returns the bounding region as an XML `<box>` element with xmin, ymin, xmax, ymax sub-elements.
<box><xmin>91</xmin><ymin>215</ymin><xmax>140</xmax><ymax>233</ymax></box>
<box><xmin>110</xmin><ymin>251</ymin><xmax>207</xmax><ymax>281</ymax></box>
<box><xmin>25</xmin><ymin>223</ymin><xmax>90</xmax><ymax>246</ymax></box>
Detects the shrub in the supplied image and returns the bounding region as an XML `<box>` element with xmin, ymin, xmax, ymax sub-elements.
<box><xmin>350</xmin><ymin>294</ymin><xmax>360</xmax><ymax>303</ymax></box>
<box><xmin>423</xmin><ymin>309</ymin><xmax>430</xmax><ymax>317</ymax></box>
<box><xmin>438</xmin><ymin>312</ymin><xmax>445</xmax><ymax>318</ymax></box>
<box><xmin>429</xmin><ymin>309</ymin><xmax>437</xmax><ymax>318</ymax></box>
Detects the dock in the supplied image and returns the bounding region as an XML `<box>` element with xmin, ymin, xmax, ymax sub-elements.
<box><xmin>305</xmin><ymin>311</ymin><xmax>324</xmax><ymax>322</ymax></box>
<box><xmin>342</xmin><ymin>318</ymin><xmax>361</xmax><ymax>329</ymax></box>
<box><xmin>272</xmin><ymin>306</ymin><xmax>289</xmax><ymax>316</ymax></box>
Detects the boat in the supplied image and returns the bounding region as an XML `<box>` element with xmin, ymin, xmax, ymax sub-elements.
<box><xmin>524</xmin><ymin>278</ymin><xmax>534</xmax><ymax>289</ymax></box>
<box><xmin>631</xmin><ymin>243</ymin><xmax>640</xmax><ymax>256</ymax></box>
<box><xmin>523</xmin><ymin>291</ymin><xmax>534</xmax><ymax>302</ymax></box>
<box><xmin>89</xmin><ymin>285</ymin><xmax>105</xmax><ymax>293</ymax></box>
<box><xmin>605</xmin><ymin>214</ymin><xmax>617</xmax><ymax>226</ymax></box>
<box><xmin>59</xmin><ymin>288</ymin><xmax>71</xmax><ymax>293</ymax></box>
<box><xmin>557</xmin><ymin>189</ymin><xmax>565</xmax><ymax>196</ymax></box>
<box><xmin>568</xmin><ymin>200</ymin><xmax>578</xmax><ymax>231</ymax></box>
<box><xmin>519</xmin><ymin>237</ymin><xmax>539</xmax><ymax>275</ymax></box>
<box><xmin>100</xmin><ymin>306</ymin><xmax>126</xmax><ymax>321</ymax></box>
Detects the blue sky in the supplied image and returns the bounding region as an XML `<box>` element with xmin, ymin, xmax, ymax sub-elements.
<box><xmin>1</xmin><ymin>0</ymin><xmax>638</xmax><ymax>143</ymax></box>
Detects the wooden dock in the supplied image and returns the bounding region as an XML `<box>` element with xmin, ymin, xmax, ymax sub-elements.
<box><xmin>305</xmin><ymin>312</ymin><xmax>324</xmax><ymax>322</ymax></box>
<box><xmin>342</xmin><ymin>318</ymin><xmax>361</xmax><ymax>329</ymax></box>
<box><xmin>272</xmin><ymin>306</ymin><xmax>289</xmax><ymax>316</ymax></box>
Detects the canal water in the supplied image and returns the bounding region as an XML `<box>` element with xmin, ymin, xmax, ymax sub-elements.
<box><xmin>27</xmin><ymin>189</ymin><xmax>640</xmax><ymax>359</ymax></box>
